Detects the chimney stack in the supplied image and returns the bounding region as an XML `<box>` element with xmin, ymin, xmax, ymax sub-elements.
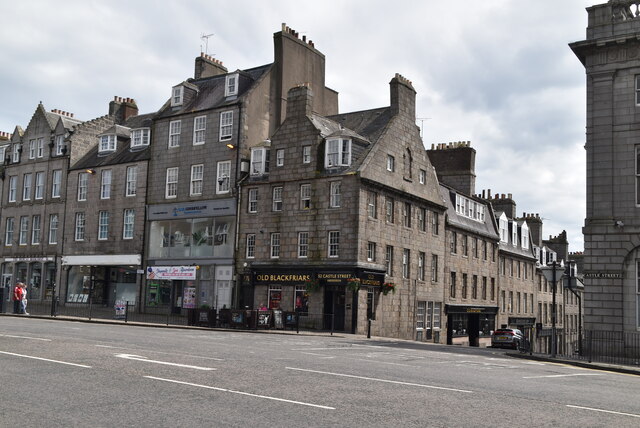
<box><xmin>109</xmin><ymin>96</ymin><xmax>139</xmax><ymax>124</ymax></box>
<box><xmin>194</xmin><ymin>52</ymin><xmax>228</xmax><ymax>79</ymax></box>
<box><xmin>285</xmin><ymin>84</ymin><xmax>313</xmax><ymax>119</ymax></box>
<box><xmin>427</xmin><ymin>141</ymin><xmax>476</xmax><ymax>195</ymax></box>
<box><xmin>389</xmin><ymin>73</ymin><xmax>416</xmax><ymax>119</ymax></box>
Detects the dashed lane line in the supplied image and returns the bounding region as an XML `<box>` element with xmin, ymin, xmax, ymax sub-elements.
<box><xmin>0</xmin><ymin>350</ymin><xmax>91</xmax><ymax>368</ymax></box>
<box><xmin>567</xmin><ymin>405</ymin><xmax>640</xmax><ymax>419</ymax></box>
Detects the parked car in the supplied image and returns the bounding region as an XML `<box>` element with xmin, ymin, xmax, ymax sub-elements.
<box><xmin>491</xmin><ymin>328</ymin><xmax>524</xmax><ymax>349</ymax></box>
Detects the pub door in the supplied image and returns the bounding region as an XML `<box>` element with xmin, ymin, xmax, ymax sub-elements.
<box><xmin>468</xmin><ymin>314</ymin><xmax>480</xmax><ymax>347</ymax></box>
<box><xmin>323</xmin><ymin>287</ymin><xmax>345</xmax><ymax>331</ymax></box>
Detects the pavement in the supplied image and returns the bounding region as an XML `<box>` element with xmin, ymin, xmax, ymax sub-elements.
<box><xmin>3</xmin><ymin>311</ymin><xmax>639</xmax><ymax>377</ymax></box>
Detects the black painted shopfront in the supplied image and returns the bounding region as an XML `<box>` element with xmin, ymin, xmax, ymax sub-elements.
<box><xmin>445</xmin><ymin>304</ymin><xmax>498</xmax><ymax>347</ymax></box>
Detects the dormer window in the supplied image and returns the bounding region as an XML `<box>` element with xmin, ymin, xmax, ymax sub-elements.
<box><xmin>499</xmin><ymin>214</ymin><xmax>508</xmax><ymax>243</ymax></box>
<box><xmin>521</xmin><ymin>223</ymin><xmax>529</xmax><ymax>249</ymax></box>
<box><xmin>225</xmin><ymin>73</ymin><xmax>238</xmax><ymax>97</ymax></box>
<box><xmin>12</xmin><ymin>144</ymin><xmax>20</xmax><ymax>163</ymax></box>
<box><xmin>55</xmin><ymin>135</ymin><xmax>65</xmax><ymax>156</ymax></box>
<box><xmin>512</xmin><ymin>221</ymin><xmax>518</xmax><ymax>246</ymax></box>
<box><xmin>325</xmin><ymin>138</ymin><xmax>351</xmax><ymax>168</ymax></box>
<box><xmin>250</xmin><ymin>147</ymin><xmax>270</xmax><ymax>176</ymax></box>
<box><xmin>171</xmin><ymin>85</ymin><xmax>184</xmax><ymax>107</ymax></box>
<box><xmin>99</xmin><ymin>135</ymin><xmax>116</xmax><ymax>153</ymax></box>
<box><xmin>131</xmin><ymin>128</ymin><xmax>150</xmax><ymax>148</ymax></box>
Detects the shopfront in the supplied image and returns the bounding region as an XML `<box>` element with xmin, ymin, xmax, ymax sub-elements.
<box><xmin>1</xmin><ymin>257</ymin><xmax>57</xmax><ymax>303</ymax></box>
<box><xmin>146</xmin><ymin>266</ymin><xmax>197</xmax><ymax>314</ymax></box>
<box><xmin>445</xmin><ymin>304</ymin><xmax>498</xmax><ymax>347</ymax></box>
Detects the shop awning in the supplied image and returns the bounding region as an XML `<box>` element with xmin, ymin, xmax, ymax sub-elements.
<box><xmin>62</xmin><ymin>254</ymin><xmax>141</xmax><ymax>266</ymax></box>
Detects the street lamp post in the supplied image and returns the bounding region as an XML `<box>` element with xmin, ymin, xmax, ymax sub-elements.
<box><xmin>541</xmin><ymin>260</ymin><xmax>565</xmax><ymax>358</ymax></box>
<box><xmin>567</xmin><ymin>260</ymin><xmax>582</xmax><ymax>356</ymax></box>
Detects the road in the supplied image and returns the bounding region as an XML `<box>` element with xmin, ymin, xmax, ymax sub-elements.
<box><xmin>0</xmin><ymin>317</ymin><xmax>638</xmax><ymax>427</ymax></box>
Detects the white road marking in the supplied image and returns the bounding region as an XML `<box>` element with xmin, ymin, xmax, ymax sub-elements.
<box><xmin>300</xmin><ymin>352</ymin><xmax>336</xmax><ymax>359</ymax></box>
<box><xmin>286</xmin><ymin>367</ymin><xmax>473</xmax><ymax>393</ymax></box>
<box><xmin>523</xmin><ymin>373</ymin><xmax>603</xmax><ymax>379</ymax></box>
<box><xmin>567</xmin><ymin>405</ymin><xmax>640</xmax><ymax>418</ymax></box>
<box><xmin>0</xmin><ymin>334</ymin><xmax>51</xmax><ymax>341</ymax></box>
<box><xmin>95</xmin><ymin>345</ymin><xmax>224</xmax><ymax>361</ymax></box>
<box><xmin>0</xmin><ymin>350</ymin><xmax>91</xmax><ymax>368</ymax></box>
<box><xmin>114</xmin><ymin>354</ymin><xmax>216</xmax><ymax>370</ymax></box>
<box><xmin>145</xmin><ymin>376</ymin><xmax>335</xmax><ymax>410</ymax></box>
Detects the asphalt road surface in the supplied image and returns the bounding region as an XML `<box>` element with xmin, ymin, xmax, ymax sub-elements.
<box><xmin>0</xmin><ymin>317</ymin><xmax>638</xmax><ymax>427</ymax></box>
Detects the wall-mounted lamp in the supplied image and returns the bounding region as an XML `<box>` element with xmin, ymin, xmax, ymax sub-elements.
<box><xmin>85</xmin><ymin>169</ymin><xmax>95</xmax><ymax>174</ymax></box>
<box><xmin>226</xmin><ymin>143</ymin><xmax>235</xmax><ymax>149</ymax></box>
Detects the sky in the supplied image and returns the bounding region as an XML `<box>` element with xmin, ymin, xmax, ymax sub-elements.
<box><xmin>0</xmin><ymin>0</ymin><xmax>598</xmax><ymax>253</ymax></box>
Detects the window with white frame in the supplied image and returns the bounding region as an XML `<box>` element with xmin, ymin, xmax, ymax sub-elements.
<box><xmin>168</xmin><ymin>120</ymin><xmax>181</xmax><ymax>148</ymax></box>
<box><xmin>419</xmin><ymin>169</ymin><xmax>426</xmax><ymax>184</ymax></box>
<box><xmin>131</xmin><ymin>128</ymin><xmax>150</xmax><ymax>148</ymax></box>
<box><xmin>385</xmin><ymin>197</ymin><xmax>394</xmax><ymax>223</ymax></box>
<box><xmin>402</xmin><ymin>249</ymin><xmax>410</xmax><ymax>278</ymax></box>
<box><xmin>330</xmin><ymin>181</ymin><xmax>341</xmax><ymax>208</ymax></box>
<box><xmin>521</xmin><ymin>223</ymin><xmax>529</xmax><ymax>249</ymax></box>
<box><xmin>99</xmin><ymin>135</ymin><xmax>116</xmax><ymax>153</ymax></box>
<box><xmin>512</xmin><ymin>221</ymin><xmax>518</xmax><ymax>246</ymax></box>
<box><xmin>246</xmin><ymin>234</ymin><xmax>256</xmax><ymax>258</ymax></box>
<box><xmin>219</xmin><ymin>111</ymin><xmax>233</xmax><ymax>141</ymax></box>
<box><xmin>55</xmin><ymin>135</ymin><xmax>65</xmax><ymax>155</ymax></box>
<box><xmin>75</xmin><ymin>212</ymin><xmax>85</xmax><ymax>241</ymax></box>
<box><xmin>8</xmin><ymin>176</ymin><xmax>17</xmax><ymax>202</ymax></box>
<box><xmin>431</xmin><ymin>254</ymin><xmax>438</xmax><ymax>282</ymax></box>
<box><xmin>217</xmin><ymin>161</ymin><xmax>231</xmax><ymax>194</ymax></box>
<box><xmin>34</xmin><ymin>172</ymin><xmax>44</xmax><ymax>200</ymax></box>
<box><xmin>37</xmin><ymin>138</ymin><xmax>43</xmax><ymax>158</ymax></box>
<box><xmin>100</xmin><ymin>170</ymin><xmax>112</xmax><ymax>199</ymax></box>
<box><xmin>270</xmin><ymin>233</ymin><xmax>280</xmax><ymax>258</ymax></box>
<box><xmin>126</xmin><ymin>166</ymin><xmax>137</xmax><ymax>196</ymax></box>
<box><xmin>193</xmin><ymin>116</ymin><xmax>206</xmax><ymax>145</ymax></box>
<box><xmin>52</xmin><ymin>170</ymin><xmax>62</xmax><ymax>198</ymax></box>
<box><xmin>165</xmin><ymin>167</ymin><xmax>178</xmax><ymax>198</ymax></box>
<box><xmin>272</xmin><ymin>187</ymin><xmax>283</xmax><ymax>211</ymax></box>
<box><xmin>4</xmin><ymin>218</ymin><xmax>14</xmax><ymax>246</ymax></box>
<box><xmin>386</xmin><ymin>245</ymin><xmax>394</xmax><ymax>275</ymax></box>
<box><xmin>455</xmin><ymin>194</ymin><xmax>485</xmax><ymax>222</ymax></box>
<box><xmin>418</xmin><ymin>207</ymin><xmax>426</xmax><ymax>232</ymax></box>
<box><xmin>48</xmin><ymin>214</ymin><xmax>58</xmax><ymax>244</ymax></box>
<box><xmin>298</xmin><ymin>232</ymin><xmax>309</xmax><ymax>258</ymax></box>
<box><xmin>77</xmin><ymin>172</ymin><xmax>88</xmax><ymax>201</ymax></box>
<box><xmin>328</xmin><ymin>231</ymin><xmax>340</xmax><ymax>257</ymax></box>
<box><xmin>367</xmin><ymin>191</ymin><xmax>377</xmax><ymax>219</ymax></box>
<box><xmin>12</xmin><ymin>144</ymin><xmax>20</xmax><ymax>163</ymax></box>
<box><xmin>225</xmin><ymin>73</ymin><xmax>238</xmax><ymax>97</ymax></box>
<box><xmin>248</xmin><ymin>188</ymin><xmax>258</xmax><ymax>213</ymax></box>
<box><xmin>31</xmin><ymin>215</ymin><xmax>40</xmax><ymax>244</ymax></box>
<box><xmin>416</xmin><ymin>301</ymin><xmax>426</xmax><ymax>331</ymax></box>
<box><xmin>367</xmin><ymin>241</ymin><xmax>376</xmax><ymax>262</ymax></box>
<box><xmin>387</xmin><ymin>155</ymin><xmax>395</xmax><ymax>172</ymax></box>
<box><xmin>98</xmin><ymin>211</ymin><xmax>109</xmax><ymax>240</ymax></box>
<box><xmin>28</xmin><ymin>139</ymin><xmax>36</xmax><ymax>159</ymax></box>
<box><xmin>300</xmin><ymin>184</ymin><xmax>311</xmax><ymax>210</ymax></box>
<box><xmin>0</xmin><ymin>145</ymin><xmax>6</xmax><ymax>161</ymax></box>
<box><xmin>325</xmin><ymin>138</ymin><xmax>351</xmax><ymax>168</ymax></box>
<box><xmin>303</xmin><ymin>146</ymin><xmax>311</xmax><ymax>164</ymax></box>
<box><xmin>19</xmin><ymin>216</ymin><xmax>28</xmax><ymax>245</ymax></box>
<box><xmin>403</xmin><ymin>202</ymin><xmax>411</xmax><ymax>228</ymax></box>
<box><xmin>171</xmin><ymin>86</ymin><xmax>183</xmax><ymax>106</ymax></box>
<box><xmin>499</xmin><ymin>214</ymin><xmax>509</xmax><ymax>242</ymax></box>
<box><xmin>23</xmin><ymin>173</ymin><xmax>32</xmax><ymax>201</ymax></box>
<box><xmin>250</xmin><ymin>147</ymin><xmax>270</xmax><ymax>176</ymax></box>
<box><xmin>190</xmin><ymin>164</ymin><xmax>204</xmax><ymax>196</ymax></box>
<box><xmin>418</xmin><ymin>252</ymin><xmax>425</xmax><ymax>281</ymax></box>
<box><xmin>123</xmin><ymin>209</ymin><xmax>135</xmax><ymax>239</ymax></box>
<box><xmin>276</xmin><ymin>149</ymin><xmax>284</xmax><ymax>167</ymax></box>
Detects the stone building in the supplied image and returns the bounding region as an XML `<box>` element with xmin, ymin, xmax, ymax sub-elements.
<box><xmin>237</xmin><ymin>76</ymin><xmax>446</xmax><ymax>338</ymax></box>
<box><xmin>143</xmin><ymin>24</ymin><xmax>338</xmax><ymax>314</ymax></box>
<box><xmin>570</xmin><ymin>0</ymin><xmax>640</xmax><ymax>333</ymax></box>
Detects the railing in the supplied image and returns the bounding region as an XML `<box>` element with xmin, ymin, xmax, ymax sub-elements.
<box><xmin>551</xmin><ymin>329</ymin><xmax>640</xmax><ymax>367</ymax></box>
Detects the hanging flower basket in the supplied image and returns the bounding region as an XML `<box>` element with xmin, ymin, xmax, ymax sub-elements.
<box><xmin>304</xmin><ymin>278</ymin><xmax>321</xmax><ymax>293</ymax></box>
<box><xmin>381</xmin><ymin>282</ymin><xmax>396</xmax><ymax>295</ymax></box>
<box><xmin>346</xmin><ymin>277</ymin><xmax>361</xmax><ymax>292</ymax></box>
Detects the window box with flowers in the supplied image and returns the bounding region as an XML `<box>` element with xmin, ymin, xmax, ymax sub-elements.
<box><xmin>304</xmin><ymin>278</ymin><xmax>321</xmax><ymax>293</ymax></box>
<box><xmin>381</xmin><ymin>282</ymin><xmax>396</xmax><ymax>295</ymax></box>
<box><xmin>346</xmin><ymin>277</ymin><xmax>361</xmax><ymax>292</ymax></box>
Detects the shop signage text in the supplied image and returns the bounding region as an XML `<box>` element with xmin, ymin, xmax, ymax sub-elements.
<box><xmin>360</xmin><ymin>273</ymin><xmax>384</xmax><ymax>287</ymax></box>
<box><xmin>5</xmin><ymin>256</ymin><xmax>54</xmax><ymax>262</ymax></box>
<box><xmin>147</xmin><ymin>266</ymin><xmax>197</xmax><ymax>280</ymax></box>
<box><xmin>255</xmin><ymin>274</ymin><xmax>311</xmax><ymax>283</ymax></box>
<box><xmin>583</xmin><ymin>272</ymin><xmax>623</xmax><ymax>279</ymax></box>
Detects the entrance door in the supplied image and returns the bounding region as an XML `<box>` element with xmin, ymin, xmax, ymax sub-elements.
<box><xmin>468</xmin><ymin>314</ymin><xmax>480</xmax><ymax>347</ymax></box>
<box><xmin>323</xmin><ymin>288</ymin><xmax>345</xmax><ymax>331</ymax></box>
<box><xmin>172</xmin><ymin>281</ymin><xmax>184</xmax><ymax>314</ymax></box>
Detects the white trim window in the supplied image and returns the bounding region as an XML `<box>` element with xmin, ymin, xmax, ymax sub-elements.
<box><xmin>28</xmin><ymin>139</ymin><xmax>36</xmax><ymax>159</ymax></box>
<box><xmin>171</xmin><ymin>85</ymin><xmax>184</xmax><ymax>106</ymax></box>
<box><xmin>248</xmin><ymin>188</ymin><xmax>258</xmax><ymax>213</ymax></box>
<box><xmin>193</xmin><ymin>116</ymin><xmax>206</xmax><ymax>145</ymax></box>
<box><xmin>98</xmin><ymin>211</ymin><xmax>109</xmax><ymax>240</ymax></box>
<box><xmin>37</xmin><ymin>138</ymin><xmax>44</xmax><ymax>158</ymax></box>
<box><xmin>55</xmin><ymin>135</ymin><xmax>65</xmax><ymax>155</ymax></box>
<box><xmin>48</xmin><ymin>214</ymin><xmax>58</xmax><ymax>244</ymax></box>
<box><xmin>402</xmin><ymin>248</ymin><xmax>410</xmax><ymax>278</ymax></box>
<box><xmin>190</xmin><ymin>164</ymin><xmax>204</xmax><ymax>196</ymax></box>
<box><xmin>126</xmin><ymin>166</ymin><xmax>137</xmax><ymax>196</ymax></box>
<box><xmin>367</xmin><ymin>191</ymin><xmax>377</xmax><ymax>219</ymax></box>
<box><xmin>34</xmin><ymin>172</ymin><xmax>44</xmax><ymax>200</ymax></box>
<box><xmin>219</xmin><ymin>111</ymin><xmax>233</xmax><ymax>141</ymax></box>
<box><xmin>77</xmin><ymin>172</ymin><xmax>88</xmax><ymax>201</ymax></box>
<box><xmin>23</xmin><ymin>173</ymin><xmax>32</xmax><ymax>201</ymax></box>
<box><xmin>246</xmin><ymin>234</ymin><xmax>256</xmax><ymax>258</ymax></box>
<box><xmin>99</xmin><ymin>135</ymin><xmax>116</xmax><ymax>153</ymax></box>
<box><xmin>330</xmin><ymin>181</ymin><xmax>341</xmax><ymax>208</ymax></box>
<box><xmin>298</xmin><ymin>232</ymin><xmax>309</xmax><ymax>258</ymax></box>
<box><xmin>499</xmin><ymin>214</ymin><xmax>509</xmax><ymax>243</ymax></box>
<box><xmin>300</xmin><ymin>184</ymin><xmax>311</xmax><ymax>210</ymax></box>
<box><xmin>216</xmin><ymin>161</ymin><xmax>231</xmax><ymax>194</ymax></box>
<box><xmin>419</xmin><ymin>169</ymin><xmax>426</xmax><ymax>184</ymax></box>
<box><xmin>272</xmin><ymin>187</ymin><xmax>283</xmax><ymax>212</ymax></box>
<box><xmin>8</xmin><ymin>176</ymin><xmax>17</xmax><ymax>202</ymax></box>
<box><xmin>131</xmin><ymin>128</ymin><xmax>150</xmax><ymax>148</ymax></box>
<box><xmin>250</xmin><ymin>148</ymin><xmax>270</xmax><ymax>176</ymax></box>
<box><xmin>521</xmin><ymin>223</ymin><xmax>529</xmax><ymax>249</ymax></box>
<box><xmin>12</xmin><ymin>144</ymin><xmax>20</xmax><ymax>163</ymax></box>
<box><xmin>100</xmin><ymin>170</ymin><xmax>112</xmax><ymax>199</ymax></box>
<box><xmin>165</xmin><ymin>167</ymin><xmax>178</xmax><ymax>199</ymax></box>
<box><xmin>270</xmin><ymin>233</ymin><xmax>280</xmax><ymax>258</ymax></box>
<box><xmin>418</xmin><ymin>251</ymin><xmax>425</xmax><ymax>281</ymax></box>
<box><xmin>512</xmin><ymin>221</ymin><xmax>518</xmax><ymax>246</ymax></box>
<box><xmin>225</xmin><ymin>73</ymin><xmax>238</xmax><ymax>97</ymax></box>
<box><xmin>276</xmin><ymin>149</ymin><xmax>285</xmax><ymax>167</ymax></box>
<box><xmin>31</xmin><ymin>215</ymin><xmax>41</xmax><ymax>244</ymax></box>
<box><xmin>325</xmin><ymin>138</ymin><xmax>351</xmax><ymax>168</ymax></box>
<box><xmin>74</xmin><ymin>212</ymin><xmax>85</xmax><ymax>241</ymax></box>
<box><xmin>4</xmin><ymin>218</ymin><xmax>14</xmax><ymax>246</ymax></box>
<box><xmin>328</xmin><ymin>231</ymin><xmax>340</xmax><ymax>258</ymax></box>
<box><xmin>387</xmin><ymin>155</ymin><xmax>395</xmax><ymax>172</ymax></box>
<box><xmin>168</xmin><ymin>120</ymin><xmax>181</xmax><ymax>148</ymax></box>
<box><xmin>19</xmin><ymin>216</ymin><xmax>28</xmax><ymax>245</ymax></box>
<box><xmin>123</xmin><ymin>209</ymin><xmax>135</xmax><ymax>239</ymax></box>
<box><xmin>367</xmin><ymin>241</ymin><xmax>376</xmax><ymax>262</ymax></box>
<box><xmin>303</xmin><ymin>146</ymin><xmax>311</xmax><ymax>164</ymax></box>
<box><xmin>52</xmin><ymin>170</ymin><xmax>62</xmax><ymax>198</ymax></box>
<box><xmin>431</xmin><ymin>254</ymin><xmax>438</xmax><ymax>282</ymax></box>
